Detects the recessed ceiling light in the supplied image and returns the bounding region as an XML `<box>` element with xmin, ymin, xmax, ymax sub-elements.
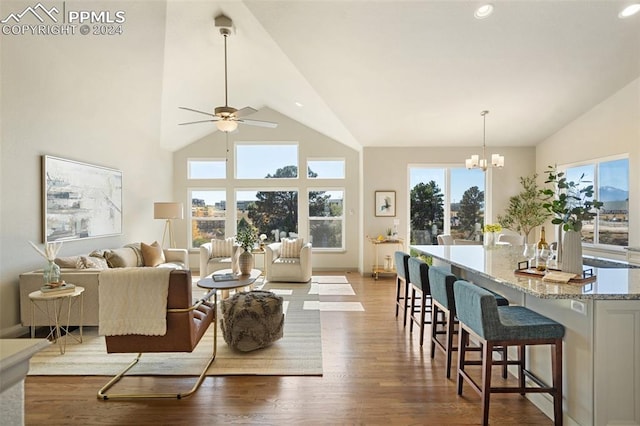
<box><xmin>619</xmin><ymin>3</ymin><xmax>640</xmax><ymax>18</ymax></box>
<box><xmin>295</xmin><ymin>101</ymin><xmax>304</xmax><ymax>107</ymax></box>
<box><xmin>474</xmin><ymin>4</ymin><xmax>494</xmax><ymax>19</ymax></box>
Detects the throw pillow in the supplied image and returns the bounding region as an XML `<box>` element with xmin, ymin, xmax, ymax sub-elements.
<box><xmin>54</xmin><ymin>256</ymin><xmax>82</xmax><ymax>269</ymax></box>
<box><xmin>281</xmin><ymin>238</ymin><xmax>304</xmax><ymax>258</ymax></box>
<box><xmin>79</xmin><ymin>256</ymin><xmax>109</xmax><ymax>270</ymax></box>
<box><xmin>104</xmin><ymin>247</ymin><xmax>140</xmax><ymax>268</ymax></box>
<box><xmin>211</xmin><ymin>237</ymin><xmax>234</xmax><ymax>257</ymax></box>
<box><xmin>141</xmin><ymin>241</ymin><xmax>166</xmax><ymax>267</ymax></box>
<box><xmin>124</xmin><ymin>243</ymin><xmax>145</xmax><ymax>267</ymax></box>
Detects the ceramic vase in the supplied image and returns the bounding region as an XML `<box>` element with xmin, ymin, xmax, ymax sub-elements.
<box><xmin>238</xmin><ymin>251</ymin><xmax>254</xmax><ymax>275</ymax></box>
<box><xmin>483</xmin><ymin>232</ymin><xmax>495</xmax><ymax>247</ymax></box>
<box><xmin>561</xmin><ymin>230</ymin><xmax>583</xmax><ymax>275</ymax></box>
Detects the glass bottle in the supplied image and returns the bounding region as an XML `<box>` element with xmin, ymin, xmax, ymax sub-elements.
<box><xmin>536</xmin><ymin>226</ymin><xmax>550</xmax><ymax>271</ymax></box>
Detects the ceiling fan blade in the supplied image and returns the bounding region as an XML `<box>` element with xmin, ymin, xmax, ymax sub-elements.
<box><xmin>179</xmin><ymin>119</ymin><xmax>218</xmax><ymax>126</ymax></box>
<box><xmin>236</xmin><ymin>107</ymin><xmax>258</xmax><ymax>117</ymax></box>
<box><xmin>179</xmin><ymin>106</ymin><xmax>216</xmax><ymax>118</ymax></box>
<box><xmin>237</xmin><ymin>118</ymin><xmax>278</xmax><ymax>128</ymax></box>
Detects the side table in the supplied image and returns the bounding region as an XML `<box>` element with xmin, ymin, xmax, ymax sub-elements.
<box><xmin>29</xmin><ymin>286</ymin><xmax>84</xmax><ymax>354</ymax></box>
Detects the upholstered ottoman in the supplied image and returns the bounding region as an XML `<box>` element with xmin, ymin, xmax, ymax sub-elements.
<box><xmin>220</xmin><ymin>290</ymin><xmax>284</xmax><ymax>352</ymax></box>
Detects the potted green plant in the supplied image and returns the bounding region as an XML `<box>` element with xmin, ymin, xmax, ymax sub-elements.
<box><xmin>497</xmin><ymin>174</ymin><xmax>551</xmax><ymax>244</ymax></box>
<box><xmin>540</xmin><ymin>165</ymin><xmax>603</xmax><ymax>274</ymax></box>
<box><xmin>236</xmin><ymin>226</ymin><xmax>258</xmax><ymax>275</ymax></box>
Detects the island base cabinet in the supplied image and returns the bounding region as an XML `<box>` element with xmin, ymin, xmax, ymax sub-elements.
<box><xmin>594</xmin><ymin>301</ymin><xmax>640</xmax><ymax>426</ymax></box>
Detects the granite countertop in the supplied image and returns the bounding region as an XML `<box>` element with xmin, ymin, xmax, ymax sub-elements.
<box><xmin>411</xmin><ymin>244</ymin><xmax>640</xmax><ymax>300</ymax></box>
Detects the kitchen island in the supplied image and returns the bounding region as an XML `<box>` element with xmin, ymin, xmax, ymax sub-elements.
<box><xmin>412</xmin><ymin>244</ymin><xmax>640</xmax><ymax>426</ymax></box>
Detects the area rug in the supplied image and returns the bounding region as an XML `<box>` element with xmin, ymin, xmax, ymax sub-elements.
<box><xmin>28</xmin><ymin>281</ymin><xmax>322</xmax><ymax>376</ymax></box>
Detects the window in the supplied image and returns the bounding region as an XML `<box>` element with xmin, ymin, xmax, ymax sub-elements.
<box><xmin>189</xmin><ymin>190</ymin><xmax>226</xmax><ymax>248</ymax></box>
<box><xmin>409</xmin><ymin>166</ymin><xmax>485</xmax><ymax>244</ymax></box>
<box><xmin>307</xmin><ymin>159</ymin><xmax>345</xmax><ymax>179</ymax></box>
<box><xmin>187</xmin><ymin>159</ymin><xmax>225</xmax><ymax>179</ymax></box>
<box><xmin>236</xmin><ymin>144</ymin><xmax>298</xmax><ymax>179</ymax></box>
<box><xmin>563</xmin><ymin>157</ymin><xmax>629</xmax><ymax>247</ymax></box>
<box><xmin>236</xmin><ymin>189</ymin><xmax>299</xmax><ymax>243</ymax></box>
<box><xmin>309</xmin><ymin>189</ymin><xmax>344</xmax><ymax>249</ymax></box>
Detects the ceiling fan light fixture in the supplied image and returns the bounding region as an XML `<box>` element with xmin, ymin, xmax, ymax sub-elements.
<box><xmin>216</xmin><ymin>119</ymin><xmax>238</xmax><ymax>133</ymax></box>
<box><xmin>619</xmin><ymin>3</ymin><xmax>640</xmax><ymax>18</ymax></box>
<box><xmin>465</xmin><ymin>110</ymin><xmax>504</xmax><ymax>172</ymax></box>
<box><xmin>474</xmin><ymin>4</ymin><xmax>494</xmax><ymax>19</ymax></box>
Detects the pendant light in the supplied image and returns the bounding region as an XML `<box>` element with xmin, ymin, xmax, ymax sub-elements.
<box><xmin>465</xmin><ymin>110</ymin><xmax>504</xmax><ymax>171</ymax></box>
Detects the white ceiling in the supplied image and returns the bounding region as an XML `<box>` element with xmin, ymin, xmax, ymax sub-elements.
<box><xmin>160</xmin><ymin>1</ymin><xmax>640</xmax><ymax>152</ymax></box>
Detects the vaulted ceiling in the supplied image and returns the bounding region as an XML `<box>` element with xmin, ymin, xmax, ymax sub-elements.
<box><xmin>160</xmin><ymin>1</ymin><xmax>640</xmax><ymax>152</ymax></box>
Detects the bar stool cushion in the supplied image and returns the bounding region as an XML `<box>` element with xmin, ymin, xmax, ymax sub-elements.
<box><xmin>453</xmin><ymin>280</ymin><xmax>564</xmax><ymax>341</ymax></box>
<box><xmin>394</xmin><ymin>251</ymin><xmax>410</xmax><ymax>281</ymax></box>
<box><xmin>428</xmin><ymin>266</ymin><xmax>456</xmax><ymax>310</ymax></box>
<box><xmin>408</xmin><ymin>257</ymin><xmax>429</xmax><ymax>292</ymax></box>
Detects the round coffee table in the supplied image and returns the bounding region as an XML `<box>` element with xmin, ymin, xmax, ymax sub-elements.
<box><xmin>197</xmin><ymin>269</ymin><xmax>262</xmax><ymax>299</ymax></box>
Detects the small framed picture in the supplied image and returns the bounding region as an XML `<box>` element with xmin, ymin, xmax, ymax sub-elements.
<box><xmin>375</xmin><ymin>191</ymin><xmax>396</xmax><ymax>217</ymax></box>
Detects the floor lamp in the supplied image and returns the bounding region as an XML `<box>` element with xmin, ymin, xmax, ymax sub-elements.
<box><xmin>154</xmin><ymin>202</ymin><xmax>184</xmax><ymax>248</ymax></box>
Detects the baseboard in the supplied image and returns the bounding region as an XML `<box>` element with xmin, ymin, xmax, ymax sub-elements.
<box><xmin>0</xmin><ymin>324</ymin><xmax>29</xmax><ymax>338</ymax></box>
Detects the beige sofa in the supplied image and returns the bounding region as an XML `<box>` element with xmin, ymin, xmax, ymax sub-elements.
<box><xmin>19</xmin><ymin>244</ymin><xmax>188</xmax><ymax>327</ymax></box>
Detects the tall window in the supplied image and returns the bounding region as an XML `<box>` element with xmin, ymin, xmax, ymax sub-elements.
<box><xmin>309</xmin><ymin>189</ymin><xmax>344</xmax><ymax>249</ymax></box>
<box><xmin>236</xmin><ymin>144</ymin><xmax>298</xmax><ymax>179</ymax></box>
<box><xmin>187</xmin><ymin>159</ymin><xmax>226</xmax><ymax>179</ymax></box>
<box><xmin>236</xmin><ymin>189</ymin><xmax>299</xmax><ymax>243</ymax></box>
<box><xmin>563</xmin><ymin>157</ymin><xmax>629</xmax><ymax>246</ymax></box>
<box><xmin>307</xmin><ymin>159</ymin><xmax>345</xmax><ymax>179</ymax></box>
<box><xmin>409</xmin><ymin>166</ymin><xmax>485</xmax><ymax>244</ymax></box>
<box><xmin>189</xmin><ymin>189</ymin><xmax>226</xmax><ymax>248</ymax></box>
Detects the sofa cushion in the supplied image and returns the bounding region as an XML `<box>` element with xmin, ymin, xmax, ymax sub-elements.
<box><xmin>104</xmin><ymin>247</ymin><xmax>139</xmax><ymax>268</ymax></box>
<box><xmin>141</xmin><ymin>241</ymin><xmax>166</xmax><ymax>267</ymax></box>
<box><xmin>211</xmin><ymin>237</ymin><xmax>234</xmax><ymax>257</ymax></box>
<box><xmin>281</xmin><ymin>238</ymin><xmax>304</xmax><ymax>258</ymax></box>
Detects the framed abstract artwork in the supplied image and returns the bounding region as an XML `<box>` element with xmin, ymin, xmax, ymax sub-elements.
<box><xmin>42</xmin><ymin>155</ymin><xmax>122</xmax><ymax>242</ymax></box>
<box><xmin>375</xmin><ymin>190</ymin><xmax>396</xmax><ymax>217</ymax></box>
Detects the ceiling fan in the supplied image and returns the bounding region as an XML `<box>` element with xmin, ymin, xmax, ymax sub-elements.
<box><xmin>179</xmin><ymin>14</ymin><xmax>277</xmax><ymax>132</ymax></box>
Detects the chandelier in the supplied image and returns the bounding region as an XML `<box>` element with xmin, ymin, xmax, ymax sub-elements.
<box><xmin>465</xmin><ymin>110</ymin><xmax>504</xmax><ymax>171</ymax></box>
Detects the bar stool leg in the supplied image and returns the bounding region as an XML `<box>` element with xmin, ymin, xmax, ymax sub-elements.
<box><xmin>552</xmin><ymin>339</ymin><xmax>563</xmax><ymax>426</ymax></box>
<box><xmin>518</xmin><ymin>344</ymin><xmax>526</xmax><ymax>395</ymax></box>
<box><xmin>403</xmin><ymin>280</ymin><xmax>410</xmax><ymax>327</ymax></box>
<box><xmin>419</xmin><ymin>291</ymin><xmax>426</xmax><ymax>346</ymax></box>
<box><xmin>445</xmin><ymin>309</ymin><xmax>455</xmax><ymax>378</ymax></box>
<box><xmin>481</xmin><ymin>342</ymin><xmax>493</xmax><ymax>426</ymax></box>
<box><xmin>456</xmin><ymin>327</ymin><xmax>468</xmax><ymax>395</ymax></box>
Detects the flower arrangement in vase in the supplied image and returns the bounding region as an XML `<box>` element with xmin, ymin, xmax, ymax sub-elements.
<box><xmin>236</xmin><ymin>226</ymin><xmax>258</xmax><ymax>275</ymax></box>
<box><xmin>29</xmin><ymin>241</ymin><xmax>63</xmax><ymax>285</ymax></box>
<box><xmin>540</xmin><ymin>165</ymin><xmax>603</xmax><ymax>274</ymax></box>
<box><xmin>482</xmin><ymin>223</ymin><xmax>502</xmax><ymax>247</ymax></box>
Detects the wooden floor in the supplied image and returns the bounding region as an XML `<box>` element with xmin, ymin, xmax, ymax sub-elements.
<box><xmin>24</xmin><ymin>272</ymin><xmax>553</xmax><ymax>425</ymax></box>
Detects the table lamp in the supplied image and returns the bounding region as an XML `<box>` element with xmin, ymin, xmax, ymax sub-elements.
<box><xmin>153</xmin><ymin>202</ymin><xmax>184</xmax><ymax>248</ymax></box>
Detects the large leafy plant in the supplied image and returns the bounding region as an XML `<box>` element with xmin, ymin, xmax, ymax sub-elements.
<box><xmin>540</xmin><ymin>165</ymin><xmax>603</xmax><ymax>232</ymax></box>
<box><xmin>497</xmin><ymin>174</ymin><xmax>550</xmax><ymax>243</ymax></box>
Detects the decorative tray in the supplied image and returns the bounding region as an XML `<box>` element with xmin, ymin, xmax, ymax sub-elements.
<box><xmin>514</xmin><ymin>261</ymin><xmax>597</xmax><ymax>284</ymax></box>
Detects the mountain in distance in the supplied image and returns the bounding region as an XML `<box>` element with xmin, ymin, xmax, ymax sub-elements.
<box><xmin>598</xmin><ymin>186</ymin><xmax>628</xmax><ymax>202</ymax></box>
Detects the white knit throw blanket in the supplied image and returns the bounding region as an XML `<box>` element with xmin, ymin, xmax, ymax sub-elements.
<box><xmin>98</xmin><ymin>268</ymin><xmax>172</xmax><ymax>336</ymax></box>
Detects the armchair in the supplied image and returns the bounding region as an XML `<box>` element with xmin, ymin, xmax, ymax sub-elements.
<box><xmin>199</xmin><ymin>237</ymin><xmax>241</xmax><ymax>277</ymax></box>
<box><xmin>98</xmin><ymin>269</ymin><xmax>216</xmax><ymax>400</ymax></box>
<box><xmin>265</xmin><ymin>239</ymin><xmax>312</xmax><ymax>283</ymax></box>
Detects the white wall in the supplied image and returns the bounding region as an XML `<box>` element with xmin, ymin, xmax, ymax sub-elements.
<box><xmin>0</xmin><ymin>2</ymin><xmax>174</xmax><ymax>336</ymax></box>
<box><xmin>362</xmin><ymin>146</ymin><xmax>535</xmax><ymax>273</ymax></box>
<box><xmin>173</xmin><ymin>108</ymin><xmax>361</xmax><ymax>271</ymax></box>
<box><xmin>536</xmin><ymin>78</ymin><xmax>640</xmax><ymax>247</ymax></box>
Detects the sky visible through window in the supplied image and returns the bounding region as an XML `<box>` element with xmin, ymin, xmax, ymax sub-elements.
<box><xmin>410</xmin><ymin>167</ymin><xmax>485</xmax><ymax>203</ymax></box>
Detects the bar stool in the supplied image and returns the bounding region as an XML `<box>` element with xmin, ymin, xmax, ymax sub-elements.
<box><xmin>428</xmin><ymin>266</ymin><xmax>509</xmax><ymax>378</ymax></box>
<box><xmin>453</xmin><ymin>280</ymin><xmax>565</xmax><ymax>426</ymax></box>
<box><xmin>394</xmin><ymin>251</ymin><xmax>411</xmax><ymax>326</ymax></box>
<box><xmin>407</xmin><ymin>257</ymin><xmax>434</xmax><ymax>346</ymax></box>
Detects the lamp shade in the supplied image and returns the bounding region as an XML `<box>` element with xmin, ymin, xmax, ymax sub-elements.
<box><xmin>216</xmin><ymin>119</ymin><xmax>238</xmax><ymax>133</ymax></box>
<box><xmin>154</xmin><ymin>202</ymin><xmax>184</xmax><ymax>220</ymax></box>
